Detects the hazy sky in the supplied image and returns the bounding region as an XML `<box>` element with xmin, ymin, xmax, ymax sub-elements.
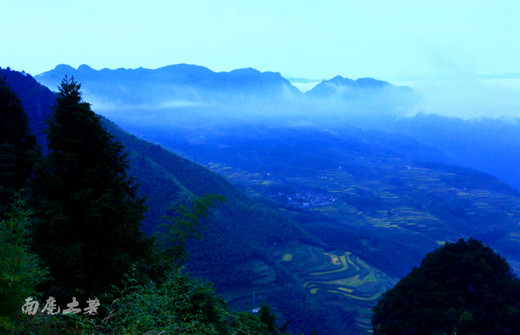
<box><xmin>3</xmin><ymin>0</ymin><xmax>520</xmax><ymax>81</ymax></box>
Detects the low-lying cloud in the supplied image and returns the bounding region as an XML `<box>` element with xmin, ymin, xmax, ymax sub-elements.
<box><xmin>399</xmin><ymin>78</ymin><xmax>520</xmax><ymax>120</ymax></box>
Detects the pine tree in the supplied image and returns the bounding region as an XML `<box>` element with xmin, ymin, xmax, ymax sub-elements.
<box><xmin>0</xmin><ymin>75</ymin><xmax>39</xmax><ymax>217</ymax></box>
<box><xmin>31</xmin><ymin>77</ymin><xmax>152</xmax><ymax>299</ymax></box>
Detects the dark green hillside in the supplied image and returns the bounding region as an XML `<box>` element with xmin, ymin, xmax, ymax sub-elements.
<box><xmin>101</xmin><ymin>119</ymin><xmax>305</xmax><ymax>279</ymax></box>
<box><xmin>0</xmin><ymin>68</ymin><xmax>55</xmax><ymax>149</ymax></box>
<box><xmin>5</xmin><ymin>68</ymin><xmax>376</xmax><ymax>334</ymax></box>
<box><xmin>372</xmin><ymin>239</ymin><xmax>520</xmax><ymax>334</ymax></box>
<box><xmin>151</xmin><ymin>125</ymin><xmax>520</xmax><ymax>276</ymax></box>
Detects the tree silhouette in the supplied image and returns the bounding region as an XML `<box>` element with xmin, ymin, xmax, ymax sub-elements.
<box><xmin>0</xmin><ymin>75</ymin><xmax>39</xmax><ymax>217</ymax></box>
<box><xmin>30</xmin><ymin>77</ymin><xmax>152</xmax><ymax>299</ymax></box>
<box><xmin>372</xmin><ymin>238</ymin><xmax>520</xmax><ymax>334</ymax></box>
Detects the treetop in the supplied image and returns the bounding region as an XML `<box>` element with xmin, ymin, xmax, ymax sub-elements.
<box><xmin>57</xmin><ymin>76</ymin><xmax>83</xmax><ymax>104</ymax></box>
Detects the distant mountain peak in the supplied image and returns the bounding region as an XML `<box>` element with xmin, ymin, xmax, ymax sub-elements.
<box><xmin>354</xmin><ymin>77</ymin><xmax>389</xmax><ymax>88</ymax></box>
<box><xmin>78</xmin><ymin>64</ymin><xmax>95</xmax><ymax>72</ymax></box>
<box><xmin>229</xmin><ymin>67</ymin><xmax>260</xmax><ymax>75</ymax></box>
<box><xmin>330</xmin><ymin>75</ymin><xmax>351</xmax><ymax>82</ymax></box>
<box><xmin>307</xmin><ymin>75</ymin><xmax>411</xmax><ymax>98</ymax></box>
<box><xmin>52</xmin><ymin>64</ymin><xmax>77</xmax><ymax>73</ymax></box>
<box><xmin>159</xmin><ymin>63</ymin><xmax>214</xmax><ymax>74</ymax></box>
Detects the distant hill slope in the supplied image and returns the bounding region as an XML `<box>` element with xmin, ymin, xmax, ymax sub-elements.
<box><xmin>0</xmin><ymin>69</ymin><xmax>54</xmax><ymax>148</ymax></box>
<box><xmin>5</xmin><ymin>67</ymin><xmax>384</xmax><ymax>335</ymax></box>
<box><xmin>12</xmin><ymin>66</ymin><xmax>520</xmax><ymax>334</ymax></box>
<box><xmin>385</xmin><ymin>113</ymin><xmax>520</xmax><ymax>192</ymax></box>
<box><xmin>307</xmin><ymin>75</ymin><xmax>414</xmax><ymax>98</ymax></box>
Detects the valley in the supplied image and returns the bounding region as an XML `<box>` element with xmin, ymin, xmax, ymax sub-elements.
<box><xmin>14</xmin><ymin>64</ymin><xmax>520</xmax><ymax>334</ymax></box>
<box><xmin>149</xmin><ymin>124</ymin><xmax>520</xmax><ymax>334</ymax></box>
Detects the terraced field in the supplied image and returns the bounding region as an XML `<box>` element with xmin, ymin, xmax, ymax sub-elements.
<box><xmin>204</xmin><ymin>148</ymin><xmax>520</xmax><ymax>332</ymax></box>
<box><xmin>209</xmin><ymin>162</ymin><xmax>520</xmax><ymax>236</ymax></box>
<box><xmin>277</xmin><ymin>245</ymin><xmax>396</xmax><ymax>332</ymax></box>
<box><xmin>219</xmin><ymin>242</ymin><xmax>396</xmax><ymax>334</ymax></box>
<box><xmin>207</xmin><ymin>160</ymin><xmax>520</xmax><ymax>273</ymax></box>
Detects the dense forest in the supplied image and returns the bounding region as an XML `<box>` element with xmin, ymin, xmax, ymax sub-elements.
<box><xmin>0</xmin><ymin>73</ymin><xmax>287</xmax><ymax>334</ymax></box>
<box><xmin>4</xmin><ymin>68</ymin><xmax>362</xmax><ymax>334</ymax></box>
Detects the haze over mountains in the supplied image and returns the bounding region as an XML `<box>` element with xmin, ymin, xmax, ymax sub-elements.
<box><xmin>37</xmin><ymin>64</ymin><xmax>520</xmax><ymax>191</ymax></box>
<box><xmin>7</xmin><ymin>63</ymin><xmax>518</xmax><ymax>334</ymax></box>
<box><xmin>36</xmin><ymin>64</ymin><xmax>417</xmax><ymax>127</ymax></box>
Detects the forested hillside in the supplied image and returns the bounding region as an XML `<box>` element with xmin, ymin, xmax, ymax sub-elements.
<box><xmin>7</xmin><ymin>66</ymin><xmax>520</xmax><ymax>334</ymax></box>
<box><xmin>3</xmin><ymin>68</ymin><xmax>373</xmax><ymax>334</ymax></box>
<box><xmin>0</xmin><ymin>68</ymin><xmax>291</xmax><ymax>334</ymax></box>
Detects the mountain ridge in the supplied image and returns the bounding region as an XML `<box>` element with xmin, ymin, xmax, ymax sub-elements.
<box><xmin>36</xmin><ymin>63</ymin><xmax>408</xmax><ymax>97</ymax></box>
<box><xmin>37</xmin><ymin>63</ymin><xmax>300</xmax><ymax>94</ymax></box>
<box><xmin>5</xmin><ymin>67</ymin><xmax>381</xmax><ymax>334</ymax></box>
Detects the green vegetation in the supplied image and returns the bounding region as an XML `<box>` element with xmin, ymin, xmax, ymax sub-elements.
<box><xmin>0</xmin><ymin>196</ymin><xmax>47</xmax><ymax>332</ymax></box>
<box><xmin>0</xmin><ymin>75</ymin><xmax>288</xmax><ymax>334</ymax></box>
<box><xmin>103</xmin><ymin>272</ymin><xmax>284</xmax><ymax>335</ymax></box>
<box><xmin>155</xmin><ymin>193</ymin><xmax>226</xmax><ymax>265</ymax></box>
<box><xmin>29</xmin><ymin>77</ymin><xmax>153</xmax><ymax>300</ymax></box>
<box><xmin>372</xmin><ymin>238</ymin><xmax>520</xmax><ymax>334</ymax></box>
<box><xmin>0</xmin><ymin>75</ymin><xmax>39</xmax><ymax>218</ymax></box>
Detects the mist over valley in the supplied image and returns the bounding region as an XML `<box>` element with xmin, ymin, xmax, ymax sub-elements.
<box><xmin>37</xmin><ymin>64</ymin><xmax>520</xmax><ymax>192</ymax></box>
<box><xmin>10</xmin><ymin>63</ymin><xmax>517</xmax><ymax>333</ymax></box>
<box><xmin>5</xmin><ymin>1</ymin><xmax>520</xmax><ymax>333</ymax></box>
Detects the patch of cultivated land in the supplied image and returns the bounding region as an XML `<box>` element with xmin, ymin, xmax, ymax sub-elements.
<box><xmin>205</xmin><ymin>155</ymin><xmax>520</xmax><ymax>333</ymax></box>
<box><xmin>278</xmin><ymin>245</ymin><xmax>396</xmax><ymax>332</ymax></box>
<box><xmin>207</xmin><ymin>160</ymin><xmax>520</xmax><ymax>271</ymax></box>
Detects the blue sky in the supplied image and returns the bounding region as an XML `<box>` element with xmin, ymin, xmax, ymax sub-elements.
<box><xmin>3</xmin><ymin>1</ymin><xmax>520</xmax><ymax>81</ymax></box>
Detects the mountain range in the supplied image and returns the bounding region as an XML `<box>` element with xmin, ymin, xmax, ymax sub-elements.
<box><xmin>37</xmin><ymin>63</ymin><xmax>412</xmax><ymax>99</ymax></box>
<box><xmin>36</xmin><ymin>64</ymin><xmax>520</xmax><ymax>192</ymax></box>
<box><xmin>7</xmin><ymin>64</ymin><xmax>520</xmax><ymax>334</ymax></box>
<box><xmin>36</xmin><ymin>64</ymin><xmax>417</xmax><ymax>126</ymax></box>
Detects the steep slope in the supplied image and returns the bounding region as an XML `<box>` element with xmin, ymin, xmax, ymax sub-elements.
<box><xmin>0</xmin><ymin>68</ymin><xmax>54</xmax><ymax>148</ymax></box>
<box><xmin>5</xmin><ymin>68</ymin><xmax>386</xmax><ymax>335</ymax></box>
